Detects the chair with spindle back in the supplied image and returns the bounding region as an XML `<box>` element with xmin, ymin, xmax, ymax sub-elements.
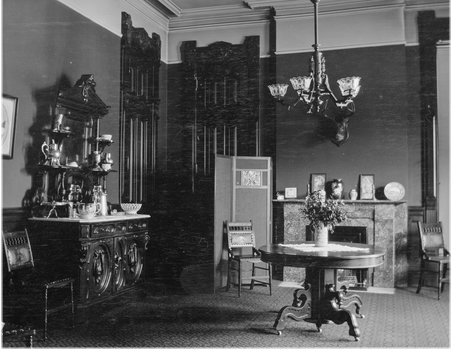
<box><xmin>2</xmin><ymin>229</ymin><xmax>75</xmax><ymax>344</ymax></box>
<box><xmin>416</xmin><ymin>222</ymin><xmax>449</xmax><ymax>300</ymax></box>
<box><xmin>226</xmin><ymin>221</ymin><xmax>272</xmax><ymax>297</ymax></box>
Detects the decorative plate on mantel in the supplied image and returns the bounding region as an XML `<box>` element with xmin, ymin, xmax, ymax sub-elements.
<box><xmin>384</xmin><ymin>182</ymin><xmax>405</xmax><ymax>201</ymax></box>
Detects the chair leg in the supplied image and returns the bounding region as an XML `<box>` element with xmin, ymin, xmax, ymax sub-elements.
<box><xmin>238</xmin><ymin>261</ymin><xmax>241</xmax><ymax>297</ymax></box>
<box><xmin>250</xmin><ymin>263</ymin><xmax>255</xmax><ymax>290</ymax></box>
<box><xmin>268</xmin><ymin>263</ymin><xmax>272</xmax><ymax>296</ymax></box>
<box><xmin>226</xmin><ymin>259</ymin><xmax>231</xmax><ymax>292</ymax></box>
<box><xmin>416</xmin><ymin>262</ymin><xmax>424</xmax><ymax>294</ymax></box>
<box><xmin>44</xmin><ymin>286</ymin><xmax>49</xmax><ymax>341</ymax></box>
<box><xmin>70</xmin><ymin>281</ymin><xmax>75</xmax><ymax>328</ymax></box>
<box><xmin>441</xmin><ymin>263</ymin><xmax>448</xmax><ymax>293</ymax></box>
<box><xmin>437</xmin><ymin>264</ymin><xmax>442</xmax><ymax>300</ymax></box>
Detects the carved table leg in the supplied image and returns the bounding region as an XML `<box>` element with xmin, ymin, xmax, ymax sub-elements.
<box><xmin>272</xmin><ymin>269</ymin><xmax>365</xmax><ymax>340</ymax></box>
<box><xmin>273</xmin><ymin>283</ymin><xmax>311</xmax><ymax>335</ymax></box>
<box><xmin>338</xmin><ymin>286</ymin><xmax>365</xmax><ymax>319</ymax></box>
<box><xmin>317</xmin><ymin>284</ymin><xmax>362</xmax><ymax>341</ymax></box>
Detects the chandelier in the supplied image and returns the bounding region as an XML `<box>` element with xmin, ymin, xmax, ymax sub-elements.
<box><xmin>268</xmin><ymin>0</ymin><xmax>361</xmax><ymax>117</ymax></box>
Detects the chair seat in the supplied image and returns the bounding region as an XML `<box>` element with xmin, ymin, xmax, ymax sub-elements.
<box><xmin>426</xmin><ymin>255</ymin><xmax>450</xmax><ymax>264</ymax></box>
<box><xmin>231</xmin><ymin>255</ymin><xmax>264</xmax><ymax>263</ymax></box>
<box><xmin>45</xmin><ymin>277</ymin><xmax>75</xmax><ymax>289</ymax></box>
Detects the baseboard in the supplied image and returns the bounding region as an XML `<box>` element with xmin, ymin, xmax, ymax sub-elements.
<box><xmin>361</xmin><ymin>287</ymin><xmax>396</xmax><ymax>294</ymax></box>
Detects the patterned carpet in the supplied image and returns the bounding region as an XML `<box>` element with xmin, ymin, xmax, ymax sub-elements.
<box><xmin>3</xmin><ymin>281</ymin><xmax>449</xmax><ymax>348</ymax></box>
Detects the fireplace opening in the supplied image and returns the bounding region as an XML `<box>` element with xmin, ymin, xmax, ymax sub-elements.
<box><xmin>307</xmin><ymin>225</ymin><xmax>369</xmax><ymax>290</ymax></box>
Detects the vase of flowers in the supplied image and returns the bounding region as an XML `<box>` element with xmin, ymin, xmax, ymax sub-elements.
<box><xmin>302</xmin><ymin>190</ymin><xmax>348</xmax><ymax>247</ymax></box>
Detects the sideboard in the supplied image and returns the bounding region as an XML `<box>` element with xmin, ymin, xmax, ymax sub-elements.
<box><xmin>27</xmin><ymin>214</ymin><xmax>150</xmax><ymax>315</ymax></box>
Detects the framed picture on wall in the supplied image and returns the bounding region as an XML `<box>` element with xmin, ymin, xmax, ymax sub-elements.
<box><xmin>310</xmin><ymin>173</ymin><xmax>326</xmax><ymax>193</ymax></box>
<box><xmin>359</xmin><ymin>174</ymin><xmax>375</xmax><ymax>200</ymax></box>
<box><xmin>2</xmin><ymin>94</ymin><xmax>18</xmax><ymax>159</ymax></box>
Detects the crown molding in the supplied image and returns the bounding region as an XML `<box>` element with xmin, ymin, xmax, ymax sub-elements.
<box><xmin>157</xmin><ymin>0</ymin><xmax>182</xmax><ymax>16</ymax></box>
<box><xmin>245</xmin><ymin>0</ymin><xmax>406</xmax><ymax>12</ymax></box>
<box><xmin>273</xmin><ymin>0</ymin><xmax>406</xmax><ymax>17</ymax></box>
<box><xmin>168</xmin><ymin>4</ymin><xmax>270</xmax><ymax>31</ymax></box>
<box><xmin>274</xmin><ymin>40</ymin><xmax>407</xmax><ymax>55</ymax></box>
<box><xmin>405</xmin><ymin>0</ymin><xmax>449</xmax><ymax>7</ymax></box>
<box><xmin>405</xmin><ymin>0</ymin><xmax>449</xmax><ymax>11</ymax></box>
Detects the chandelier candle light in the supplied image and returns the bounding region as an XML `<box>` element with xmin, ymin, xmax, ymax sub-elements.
<box><xmin>268</xmin><ymin>0</ymin><xmax>362</xmax><ymax>115</ymax></box>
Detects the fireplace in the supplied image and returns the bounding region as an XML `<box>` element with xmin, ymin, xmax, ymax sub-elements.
<box><xmin>273</xmin><ymin>199</ymin><xmax>408</xmax><ymax>289</ymax></box>
<box><xmin>307</xmin><ymin>225</ymin><xmax>369</xmax><ymax>290</ymax></box>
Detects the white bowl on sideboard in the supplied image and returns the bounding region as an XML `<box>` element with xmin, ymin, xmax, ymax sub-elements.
<box><xmin>120</xmin><ymin>203</ymin><xmax>142</xmax><ymax>215</ymax></box>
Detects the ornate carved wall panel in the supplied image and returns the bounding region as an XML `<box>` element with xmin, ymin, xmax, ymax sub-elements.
<box><xmin>181</xmin><ymin>36</ymin><xmax>260</xmax><ymax>189</ymax></box>
<box><xmin>120</xmin><ymin>12</ymin><xmax>161</xmax><ymax>205</ymax></box>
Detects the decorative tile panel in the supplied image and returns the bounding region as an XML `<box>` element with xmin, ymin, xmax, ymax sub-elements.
<box><xmin>241</xmin><ymin>170</ymin><xmax>262</xmax><ymax>187</ymax></box>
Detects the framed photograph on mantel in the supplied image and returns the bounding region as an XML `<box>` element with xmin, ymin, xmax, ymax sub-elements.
<box><xmin>310</xmin><ymin>173</ymin><xmax>326</xmax><ymax>193</ymax></box>
<box><xmin>359</xmin><ymin>174</ymin><xmax>375</xmax><ymax>200</ymax></box>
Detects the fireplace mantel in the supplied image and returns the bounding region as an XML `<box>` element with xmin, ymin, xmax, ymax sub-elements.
<box><xmin>273</xmin><ymin>199</ymin><xmax>408</xmax><ymax>289</ymax></box>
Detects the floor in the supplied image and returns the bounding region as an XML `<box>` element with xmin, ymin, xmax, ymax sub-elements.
<box><xmin>3</xmin><ymin>280</ymin><xmax>450</xmax><ymax>348</ymax></box>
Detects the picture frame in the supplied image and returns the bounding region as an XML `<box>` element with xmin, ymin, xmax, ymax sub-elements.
<box><xmin>359</xmin><ymin>174</ymin><xmax>375</xmax><ymax>200</ymax></box>
<box><xmin>285</xmin><ymin>187</ymin><xmax>297</xmax><ymax>199</ymax></box>
<box><xmin>2</xmin><ymin>94</ymin><xmax>18</xmax><ymax>159</ymax></box>
<box><xmin>310</xmin><ymin>173</ymin><xmax>326</xmax><ymax>193</ymax></box>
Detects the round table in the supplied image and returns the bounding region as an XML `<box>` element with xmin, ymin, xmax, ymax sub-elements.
<box><xmin>259</xmin><ymin>242</ymin><xmax>385</xmax><ymax>341</ymax></box>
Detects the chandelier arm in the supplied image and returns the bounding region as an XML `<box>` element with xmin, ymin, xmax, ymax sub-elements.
<box><xmin>322</xmin><ymin>74</ymin><xmax>339</xmax><ymax>103</ymax></box>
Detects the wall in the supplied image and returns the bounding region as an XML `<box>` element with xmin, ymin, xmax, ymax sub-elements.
<box><xmin>272</xmin><ymin>45</ymin><xmax>409</xmax><ymax>201</ymax></box>
<box><xmin>56</xmin><ymin>0</ymin><xmax>170</xmax><ymax>63</ymax></box>
<box><xmin>2</xmin><ymin>0</ymin><xmax>120</xmax><ymax>207</ymax></box>
<box><xmin>436</xmin><ymin>42</ymin><xmax>450</xmax><ymax>241</ymax></box>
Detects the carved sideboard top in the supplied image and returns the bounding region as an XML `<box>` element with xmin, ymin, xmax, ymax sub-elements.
<box><xmin>28</xmin><ymin>214</ymin><xmax>150</xmax><ymax>223</ymax></box>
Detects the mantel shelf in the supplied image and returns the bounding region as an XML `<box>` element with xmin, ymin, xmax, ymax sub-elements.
<box><xmin>273</xmin><ymin>199</ymin><xmax>406</xmax><ymax>204</ymax></box>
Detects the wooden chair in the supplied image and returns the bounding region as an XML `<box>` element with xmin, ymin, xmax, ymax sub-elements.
<box><xmin>226</xmin><ymin>221</ymin><xmax>272</xmax><ymax>297</ymax></box>
<box><xmin>2</xmin><ymin>229</ymin><xmax>75</xmax><ymax>343</ymax></box>
<box><xmin>416</xmin><ymin>222</ymin><xmax>449</xmax><ymax>300</ymax></box>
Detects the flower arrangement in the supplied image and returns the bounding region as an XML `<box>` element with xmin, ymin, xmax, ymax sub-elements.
<box><xmin>302</xmin><ymin>190</ymin><xmax>348</xmax><ymax>232</ymax></box>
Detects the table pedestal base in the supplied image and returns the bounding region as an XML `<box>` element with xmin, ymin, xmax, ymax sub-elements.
<box><xmin>273</xmin><ymin>269</ymin><xmax>364</xmax><ymax>341</ymax></box>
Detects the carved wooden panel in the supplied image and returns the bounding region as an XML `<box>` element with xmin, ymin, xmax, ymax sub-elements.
<box><xmin>181</xmin><ymin>36</ymin><xmax>260</xmax><ymax>186</ymax></box>
<box><xmin>120</xmin><ymin>12</ymin><xmax>161</xmax><ymax>204</ymax></box>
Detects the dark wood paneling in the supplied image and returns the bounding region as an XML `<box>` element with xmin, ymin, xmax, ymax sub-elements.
<box><xmin>407</xmin><ymin>206</ymin><xmax>424</xmax><ymax>287</ymax></box>
<box><xmin>2</xmin><ymin>208</ymin><xmax>30</xmax><ymax>232</ymax></box>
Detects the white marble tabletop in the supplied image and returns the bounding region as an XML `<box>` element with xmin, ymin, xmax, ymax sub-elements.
<box><xmin>28</xmin><ymin>213</ymin><xmax>150</xmax><ymax>223</ymax></box>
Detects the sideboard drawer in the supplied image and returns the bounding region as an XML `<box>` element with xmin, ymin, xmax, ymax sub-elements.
<box><xmin>127</xmin><ymin>220</ymin><xmax>148</xmax><ymax>232</ymax></box>
<box><xmin>80</xmin><ymin>221</ymin><xmax>139</xmax><ymax>238</ymax></box>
